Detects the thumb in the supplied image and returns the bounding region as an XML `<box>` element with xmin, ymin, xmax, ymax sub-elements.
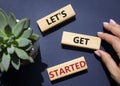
<box><xmin>94</xmin><ymin>50</ymin><xmax>119</xmax><ymax>78</ymax></box>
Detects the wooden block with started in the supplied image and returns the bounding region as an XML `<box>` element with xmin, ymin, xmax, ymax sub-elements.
<box><xmin>47</xmin><ymin>56</ymin><xmax>87</xmax><ymax>81</ymax></box>
<box><xmin>61</xmin><ymin>31</ymin><xmax>101</xmax><ymax>50</ymax></box>
<box><xmin>37</xmin><ymin>4</ymin><xmax>76</xmax><ymax>32</ymax></box>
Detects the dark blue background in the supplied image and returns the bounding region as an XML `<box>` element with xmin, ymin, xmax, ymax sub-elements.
<box><xmin>0</xmin><ymin>0</ymin><xmax>120</xmax><ymax>86</ymax></box>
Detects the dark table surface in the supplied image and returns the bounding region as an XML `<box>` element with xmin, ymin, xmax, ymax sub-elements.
<box><xmin>0</xmin><ymin>0</ymin><xmax>120</xmax><ymax>86</ymax></box>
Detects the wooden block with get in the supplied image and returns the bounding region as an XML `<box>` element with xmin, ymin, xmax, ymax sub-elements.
<box><xmin>37</xmin><ymin>4</ymin><xmax>76</xmax><ymax>32</ymax></box>
<box><xmin>61</xmin><ymin>31</ymin><xmax>101</xmax><ymax>50</ymax></box>
<box><xmin>47</xmin><ymin>56</ymin><xmax>87</xmax><ymax>81</ymax></box>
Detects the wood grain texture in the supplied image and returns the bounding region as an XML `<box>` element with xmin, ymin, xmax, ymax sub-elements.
<box><xmin>47</xmin><ymin>56</ymin><xmax>87</xmax><ymax>81</ymax></box>
<box><xmin>61</xmin><ymin>31</ymin><xmax>101</xmax><ymax>50</ymax></box>
<box><xmin>37</xmin><ymin>4</ymin><xmax>76</xmax><ymax>32</ymax></box>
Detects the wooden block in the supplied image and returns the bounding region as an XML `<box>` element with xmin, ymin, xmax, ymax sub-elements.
<box><xmin>47</xmin><ymin>56</ymin><xmax>87</xmax><ymax>81</ymax></box>
<box><xmin>37</xmin><ymin>4</ymin><xmax>76</xmax><ymax>32</ymax></box>
<box><xmin>61</xmin><ymin>31</ymin><xmax>101</xmax><ymax>50</ymax></box>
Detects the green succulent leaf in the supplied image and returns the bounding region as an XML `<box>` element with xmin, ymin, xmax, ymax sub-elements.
<box><xmin>0</xmin><ymin>31</ymin><xmax>3</xmax><ymax>37</ymax></box>
<box><xmin>4</xmin><ymin>37</ymin><xmax>9</xmax><ymax>43</ymax></box>
<box><xmin>30</xmin><ymin>33</ymin><xmax>40</xmax><ymax>41</ymax></box>
<box><xmin>0</xmin><ymin>61</ymin><xmax>6</xmax><ymax>72</ymax></box>
<box><xmin>0</xmin><ymin>64</ymin><xmax>5</xmax><ymax>72</ymax></box>
<box><xmin>4</xmin><ymin>25</ymin><xmax>12</xmax><ymax>36</ymax></box>
<box><xmin>0</xmin><ymin>9</ymin><xmax>8</xmax><ymax>37</ymax></box>
<box><xmin>12</xmin><ymin>18</ymin><xmax>28</xmax><ymax>37</ymax></box>
<box><xmin>11</xmin><ymin>56</ymin><xmax>20</xmax><ymax>70</ymax></box>
<box><xmin>16</xmin><ymin>38</ymin><xmax>31</xmax><ymax>47</ymax></box>
<box><xmin>25</xmin><ymin>44</ymin><xmax>33</xmax><ymax>51</ymax></box>
<box><xmin>0</xmin><ymin>8</ymin><xmax>39</xmax><ymax>72</ymax></box>
<box><xmin>7</xmin><ymin>45</ymin><xmax>15</xmax><ymax>54</ymax></box>
<box><xmin>29</xmin><ymin>56</ymin><xmax>34</xmax><ymax>63</ymax></box>
<box><xmin>0</xmin><ymin>36</ymin><xmax>3</xmax><ymax>43</ymax></box>
<box><xmin>0</xmin><ymin>8</ymin><xmax>7</xmax><ymax>29</ymax></box>
<box><xmin>1</xmin><ymin>53</ymin><xmax>11</xmax><ymax>72</ymax></box>
<box><xmin>0</xmin><ymin>8</ymin><xmax>8</xmax><ymax>20</ymax></box>
<box><xmin>20</xmin><ymin>29</ymin><xmax>32</xmax><ymax>38</ymax></box>
<box><xmin>0</xmin><ymin>48</ymin><xmax>2</xmax><ymax>52</ymax></box>
<box><xmin>0</xmin><ymin>29</ymin><xmax>6</xmax><ymax>37</ymax></box>
<box><xmin>15</xmin><ymin>48</ymin><xmax>34</xmax><ymax>62</ymax></box>
<box><xmin>23</xmin><ymin>18</ymin><xmax>30</xmax><ymax>29</ymax></box>
<box><xmin>8</xmin><ymin>12</ymin><xmax>16</xmax><ymax>28</ymax></box>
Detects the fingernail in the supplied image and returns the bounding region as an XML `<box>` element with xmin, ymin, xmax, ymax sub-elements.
<box><xmin>97</xmin><ymin>32</ymin><xmax>103</xmax><ymax>35</ymax></box>
<box><xmin>110</xmin><ymin>19</ymin><xmax>116</xmax><ymax>24</ymax></box>
<box><xmin>94</xmin><ymin>51</ymin><xmax>101</xmax><ymax>57</ymax></box>
<box><xmin>103</xmin><ymin>22</ymin><xmax>109</xmax><ymax>26</ymax></box>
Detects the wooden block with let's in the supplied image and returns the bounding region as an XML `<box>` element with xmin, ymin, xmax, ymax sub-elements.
<box><xmin>61</xmin><ymin>31</ymin><xmax>101</xmax><ymax>50</ymax></box>
<box><xmin>37</xmin><ymin>4</ymin><xmax>76</xmax><ymax>32</ymax></box>
<box><xmin>47</xmin><ymin>56</ymin><xmax>87</xmax><ymax>81</ymax></box>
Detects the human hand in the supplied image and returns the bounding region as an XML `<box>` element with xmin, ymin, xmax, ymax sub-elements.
<box><xmin>94</xmin><ymin>19</ymin><xmax>120</xmax><ymax>85</ymax></box>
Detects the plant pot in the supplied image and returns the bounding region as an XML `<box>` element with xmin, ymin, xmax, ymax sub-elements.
<box><xmin>21</xmin><ymin>41</ymin><xmax>40</xmax><ymax>65</ymax></box>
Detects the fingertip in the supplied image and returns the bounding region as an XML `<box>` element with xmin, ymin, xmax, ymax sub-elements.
<box><xmin>97</xmin><ymin>32</ymin><xmax>103</xmax><ymax>35</ymax></box>
<box><xmin>103</xmin><ymin>22</ymin><xmax>109</xmax><ymax>26</ymax></box>
<box><xmin>95</xmin><ymin>50</ymin><xmax>113</xmax><ymax>66</ymax></box>
<box><xmin>110</xmin><ymin>19</ymin><xmax>117</xmax><ymax>25</ymax></box>
<box><xmin>96</xmin><ymin>50</ymin><xmax>119</xmax><ymax>79</ymax></box>
<box><xmin>94</xmin><ymin>50</ymin><xmax>101</xmax><ymax>57</ymax></box>
<box><xmin>97</xmin><ymin>32</ymin><xmax>104</xmax><ymax>38</ymax></box>
<box><xmin>94</xmin><ymin>50</ymin><xmax>109</xmax><ymax>59</ymax></box>
<box><xmin>103</xmin><ymin>21</ymin><xmax>110</xmax><ymax>29</ymax></box>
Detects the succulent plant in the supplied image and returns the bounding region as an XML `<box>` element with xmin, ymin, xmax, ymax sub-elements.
<box><xmin>0</xmin><ymin>8</ymin><xmax>40</xmax><ymax>72</ymax></box>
